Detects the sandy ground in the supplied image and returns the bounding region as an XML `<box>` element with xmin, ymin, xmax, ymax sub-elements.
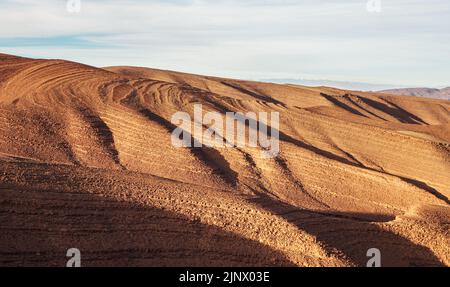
<box><xmin>0</xmin><ymin>53</ymin><xmax>448</xmax><ymax>266</ymax></box>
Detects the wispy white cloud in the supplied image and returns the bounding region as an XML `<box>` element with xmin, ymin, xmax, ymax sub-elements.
<box><xmin>0</xmin><ymin>0</ymin><xmax>449</xmax><ymax>86</ymax></box>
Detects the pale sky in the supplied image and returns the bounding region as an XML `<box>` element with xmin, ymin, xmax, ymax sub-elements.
<box><xmin>0</xmin><ymin>0</ymin><xmax>449</xmax><ymax>87</ymax></box>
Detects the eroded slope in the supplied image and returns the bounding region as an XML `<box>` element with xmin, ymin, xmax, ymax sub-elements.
<box><xmin>0</xmin><ymin>54</ymin><xmax>448</xmax><ymax>266</ymax></box>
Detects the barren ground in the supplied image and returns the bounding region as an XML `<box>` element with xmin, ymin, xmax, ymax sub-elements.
<box><xmin>0</xmin><ymin>53</ymin><xmax>448</xmax><ymax>266</ymax></box>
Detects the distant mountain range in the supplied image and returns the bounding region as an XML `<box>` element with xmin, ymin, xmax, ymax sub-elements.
<box><xmin>262</xmin><ymin>78</ymin><xmax>404</xmax><ymax>92</ymax></box>
<box><xmin>379</xmin><ymin>87</ymin><xmax>450</xmax><ymax>100</ymax></box>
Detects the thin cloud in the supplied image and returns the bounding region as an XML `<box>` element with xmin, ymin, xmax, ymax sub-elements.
<box><xmin>0</xmin><ymin>0</ymin><xmax>449</xmax><ymax>87</ymax></box>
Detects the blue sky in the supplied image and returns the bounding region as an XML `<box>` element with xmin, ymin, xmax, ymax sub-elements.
<box><xmin>0</xmin><ymin>0</ymin><xmax>449</xmax><ymax>88</ymax></box>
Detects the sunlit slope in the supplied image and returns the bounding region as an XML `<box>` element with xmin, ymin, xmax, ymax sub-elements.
<box><xmin>0</xmin><ymin>54</ymin><xmax>448</xmax><ymax>266</ymax></box>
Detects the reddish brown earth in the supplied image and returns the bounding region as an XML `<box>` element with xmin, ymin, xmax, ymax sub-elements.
<box><xmin>0</xmin><ymin>53</ymin><xmax>449</xmax><ymax>267</ymax></box>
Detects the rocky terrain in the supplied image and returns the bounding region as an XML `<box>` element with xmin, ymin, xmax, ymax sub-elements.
<box><xmin>0</xmin><ymin>53</ymin><xmax>448</xmax><ymax>267</ymax></box>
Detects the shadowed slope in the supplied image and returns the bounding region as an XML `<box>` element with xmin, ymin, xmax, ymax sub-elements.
<box><xmin>0</xmin><ymin>183</ymin><xmax>294</xmax><ymax>267</ymax></box>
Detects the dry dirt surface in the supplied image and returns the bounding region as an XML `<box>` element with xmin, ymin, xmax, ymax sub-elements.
<box><xmin>0</xmin><ymin>53</ymin><xmax>449</xmax><ymax>267</ymax></box>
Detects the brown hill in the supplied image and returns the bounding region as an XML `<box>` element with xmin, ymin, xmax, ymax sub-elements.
<box><xmin>0</xmin><ymin>54</ymin><xmax>449</xmax><ymax>266</ymax></box>
<box><xmin>380</xmin><ymin>87</ymin><xmax>450</xmax><ymax>100</ymax></box>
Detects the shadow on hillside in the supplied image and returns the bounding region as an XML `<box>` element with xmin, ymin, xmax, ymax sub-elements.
<box><xmin>0</xmin><ymin>185</ymin><xmax>292</xmax><ymax>267</ymax></box>
<box><xmin>250</xmin><ymin>193</ymin><xmax>445</xmax><ymax>267</ymax></box>
<box><xmin>138</xmin><ymin>108</ymin><xmax>238</xmax><ymax>186</ymax></box>
<box><xmin>364</xmin><ymin>97</ymin><xmax>428</xmax><ymax>125</ymax></box>
<box><xmin>320</xmin><ymin>92</ymin><xmax>428</xmax><ymax>125</ymax></box>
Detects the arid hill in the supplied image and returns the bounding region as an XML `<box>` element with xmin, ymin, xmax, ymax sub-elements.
<box><xmin>380</xmin><ymin>87</ymin><xmax>450</xmax><ymax>100</ymax></box>
<box><xmin>0</xmin><ymin>53</ymin><xmax>449</xmax><ymax>266</ymax></box>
